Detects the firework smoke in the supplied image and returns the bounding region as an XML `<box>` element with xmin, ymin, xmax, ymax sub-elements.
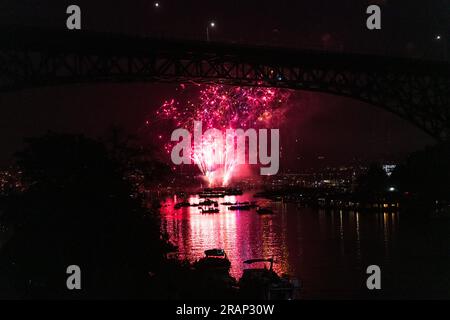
<box><xmin>149</xmin><ymin>84</ymin><xmax>290</xmax><ymax>186</ymax></box>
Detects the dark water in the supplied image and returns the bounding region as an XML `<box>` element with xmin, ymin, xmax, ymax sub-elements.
<box><xmin>160</xmin><ymin>193</ymin><xmax>450</xmax><ymax>299</ymax></box>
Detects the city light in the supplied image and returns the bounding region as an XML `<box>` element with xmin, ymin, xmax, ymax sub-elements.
<box><xmin>151</xmin><ymin>84</ymin><xmax>291</xmax><ymax>186</ymax></box>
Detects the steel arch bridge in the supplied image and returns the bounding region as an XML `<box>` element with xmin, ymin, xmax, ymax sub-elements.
<box><xmin>1</xmin><ymin>27</ymin><xmax>450</xmax><ymax>141</ymax></box>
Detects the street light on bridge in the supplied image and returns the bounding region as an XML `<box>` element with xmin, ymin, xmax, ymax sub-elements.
<box><xmin>206</xmin><ymin>21</ymin><xmax>216</xmax><ymax>41</ymax></box>
<box><xmin>434</xmin><ymin>34</ymin><xmax>448</xmax><ymax>61</ymax></box>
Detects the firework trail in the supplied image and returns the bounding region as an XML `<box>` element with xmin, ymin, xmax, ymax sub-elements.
<box><xmin>150</xmin><ymin>84</ymin><xmax>290</xmax><ymax>186</ymax></box>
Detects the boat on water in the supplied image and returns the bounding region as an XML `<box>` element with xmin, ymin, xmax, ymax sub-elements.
<box><xmin>198</xmin><ymin>199</ymin><xmax>218</xmax><ymax>206</ymax></box>
<box><xmin>193</xmin><ymin>249</ymin><xmax>231</xmax><ymax>273</ymax></box>
<box><xmin>228</xmin><ymin>205</ymin><xmax>251</xmax><ymax>211</ymax></box>
<box><xmin>198</xmin><ymin>187</ymin><xmax>243</xmax><ymax>198</ymax></box>
<box><xmin>223</xmin><ymin>201</ymin><xmax>258</xmax><ymax>208</ymax></box>
<box><xmin>192</xmin><ymin>249</ymin><xmax>238</xmax><ymax>297</ymax></box>
<box><xmin>221</xmin><ymin>201</ymin><xmax>235</xmax><ymax>205</ymax></box>
<box><xmin>198</xmin><ymin>193</ymin><xmax>225</xmax><ymax>198</ymax></box>
<box><xmin>201</xmin><ymin>207</ymin><xmax>220</xmax><ymax>214</ymax></box>
<box><xmin>256</xmin><ymin>207</ymin><xmax>275</xmax><ymax>215</ymax></box>
<box><xmin>174</xmin><ymin>201</ymin><xmax>191</xmax><ymax>209</ymax></box>
<box><xmin>198</xmin><ymin>188</ymin><xmax>225</xmax><ymax>198</ymax></box>
<box><xmin>248</xmin><ymin>201</ymin><xmax>258</xmax><ymax>208</ymax></box>
<box><xmin>238</xmin><ymin>258</ymin><xmax>300</xmax><ymax>300</ymax></box>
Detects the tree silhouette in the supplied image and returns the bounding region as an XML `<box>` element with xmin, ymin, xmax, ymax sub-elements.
<box><xmin>0</xmin><ymin>133</ymin><xmax>173</xmax><ymax>299</ymax></box>
<box><xmin>392</xmin><ymin>143</ymin><xmax>450</xmax><ymax>204</ymax></box>
<box><xmin>103</xmin><ymin>126</ymin><xmax>172</xmax><ymax>189</ymax></box>
<box><xmin>355</xmin><ymin>163</ymin><xmax>388</xmax><ymax>201</ymax></box>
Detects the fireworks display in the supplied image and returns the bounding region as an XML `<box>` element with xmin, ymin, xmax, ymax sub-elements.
<box><xmin>149</xmin><ymin>84</ymin><xmax>291</xmax><ymax>186</ymax></box>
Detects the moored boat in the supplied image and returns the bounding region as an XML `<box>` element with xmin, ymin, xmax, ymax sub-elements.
<box><xmin>238</xmin><ymin>258</ymin><xmax>300</xmax><ymax>300</ymax></box>
<box><xmin>201</xmin><ymin>207</ymin><xmax>220</xmax><ymax>214</ymax></box>
<box><xmin>193</xmin><ymin>249</ymin><xmax>231</xmax><ymax>273</ymax></box>
<box><xmin>174</xmin><ymin>201</ymin><xmax>191</xmax><ymax>209</ymax></box>
<box><xmin>228</xmin><ymin>205</ymin><xmax>251</xmax><ymax>211</ymax></box>
<box><xmin>198</xmin><ymin>199</ymin><xmax>218</xmax><ymax>206</ymax></box>
<box><xmin>192</xmin><ymin>249</ymin><xmax>238</xmax><ymax>298</ymax></box>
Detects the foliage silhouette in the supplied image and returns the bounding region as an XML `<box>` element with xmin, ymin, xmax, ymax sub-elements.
<box><xmin>0</xmin><ymin>133</ymin><xmax>172</xmax><ymax>299</ymax></box>
<box><xmin>392</xmin><ymin>143</ymin><xmax>450</xmax><ymax>205</ymax></box>
<box><xmin>354</xmin><ymin>163</ymin><xmax>389</xmax><ymax>202</ymax></box>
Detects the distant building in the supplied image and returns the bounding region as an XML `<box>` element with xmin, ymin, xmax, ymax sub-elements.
<box><xmin>382</xmin><ymin>164</ymin><xmax>397</xmax><ymax>177</ymax></box>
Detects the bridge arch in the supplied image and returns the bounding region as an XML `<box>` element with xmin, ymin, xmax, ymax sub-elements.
<box><xmin>1</xmin><ymin>27</ymin><xmax>449</xmax><ymax>141</ymax></box>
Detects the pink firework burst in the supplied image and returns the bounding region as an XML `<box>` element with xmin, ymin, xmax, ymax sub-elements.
<box><xmin>149</xmin><ymin>84</ymin><xmax>291</xmax><ymax>186</ymax></box>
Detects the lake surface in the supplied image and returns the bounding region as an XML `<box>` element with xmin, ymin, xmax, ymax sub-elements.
<box><xmin>160</xmin><ymin>192</ymin><xmax>450</xmax><ymax>299</ymax></box>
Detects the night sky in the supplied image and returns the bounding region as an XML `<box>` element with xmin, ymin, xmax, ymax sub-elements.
<box><xmin>0</xmin><ymin>0</ymin><xmax>446</xmax><ymax>168</ymax></box>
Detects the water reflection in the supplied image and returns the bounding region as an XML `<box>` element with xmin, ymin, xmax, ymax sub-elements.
<box><xmin>161</xmin><ymin>193</ymin><xmax>291</xmax><ymax>279</ymax></box>
<box><xmin>160</xmin><ymin>192</ymin><xmax>450</xmax><ymax>299</ymax></box>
